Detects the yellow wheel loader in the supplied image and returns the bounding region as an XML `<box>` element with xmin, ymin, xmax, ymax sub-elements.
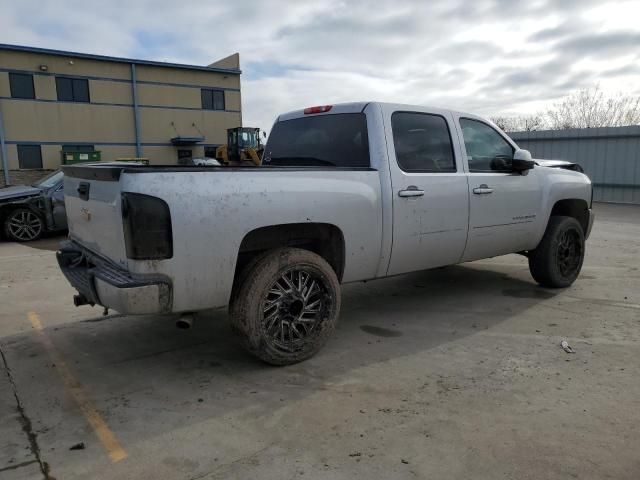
<box><xmin>215</xmin><ymin>127</ymin><xmax>265</xmax><ymax>166</ymax></box>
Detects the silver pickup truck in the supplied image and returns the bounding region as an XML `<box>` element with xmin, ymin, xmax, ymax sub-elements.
<box><xmin>57</xmin><ymin>102</ymin><xmax>593</xmax><ymax>364</ymax></box>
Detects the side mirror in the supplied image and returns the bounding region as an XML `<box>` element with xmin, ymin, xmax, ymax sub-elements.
<box><xmin>512</xmin><ymin>149</ymin><xmax>535</xmax><ymax>172</ymax></box>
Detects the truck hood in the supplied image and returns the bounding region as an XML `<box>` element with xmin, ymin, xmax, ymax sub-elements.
<box><xmin>0</xmin><ymin>185</ymin><xmax>42</xmax><ymax>202</ymax></box>
<box><xmin>534</xmin><ymin>158</ymin><xmax>584</xmax><ymax>173</ymax></box>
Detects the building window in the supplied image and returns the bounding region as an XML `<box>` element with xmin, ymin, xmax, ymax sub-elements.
<box><xmin>9</xmin><ymin>73</ymin><xmax>35</xmax><ymax>99</ymax></box>
<box><xmin>17</xmin><ymin>145</ymin><xmax>43</xmax><ymax>169</ymax></box>
<box><xmin>201</xmin><ymin>89</ymin><xmax>225</xmax><ymax>110</ymax></box>
<box><xmin>56</xmin><ymin>77</ymin><xmax>90</xmax><ymax>102</ymax></box>
<box><xmin>204</xmin><ymin>146</ymin><xmax>218</xmax><ymax>158</ymax></box>
<box><xmin>62</xmin><ymin>144</ymin><xmax>95</xmax><ymax>152</ymax></box>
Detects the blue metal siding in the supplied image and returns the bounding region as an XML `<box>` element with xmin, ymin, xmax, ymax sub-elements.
<box><xmin>510</xmin><ymin>126</ymin><xmax>640</xmax><ymax>204</ymax></box>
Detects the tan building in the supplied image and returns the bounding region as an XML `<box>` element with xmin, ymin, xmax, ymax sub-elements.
<box><xmin>0</xmin><ymin>43</ymin><xmax>242</xmax><ymax>186</ymax></box>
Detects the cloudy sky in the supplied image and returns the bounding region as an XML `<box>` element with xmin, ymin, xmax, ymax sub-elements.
<box><xmin>1</xmin><ymin>0</ymin><xmax>639</xmax><ymax>130</ymax></box>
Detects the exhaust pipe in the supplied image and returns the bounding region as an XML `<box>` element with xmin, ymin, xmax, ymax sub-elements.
<box><xmin>176</xmin><ymin>313</ymin><xmax>194</xmax><ymax>330</ymax></box>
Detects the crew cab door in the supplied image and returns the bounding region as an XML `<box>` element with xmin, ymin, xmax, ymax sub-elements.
<box><xmin>453</xmin><ymin>115</ymin><xmax>543</xmax><ymax>261</ymax></box>
<box><xmin>384</xmin><ymin>106</ymin><xmax>469</xmax><ymax>276</ymax></box>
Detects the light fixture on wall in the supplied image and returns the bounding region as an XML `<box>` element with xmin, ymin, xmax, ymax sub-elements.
<box><xmin>39</xmin><ymin>64</ymin><xmax>48</xmax><ymax>71</ymax></box>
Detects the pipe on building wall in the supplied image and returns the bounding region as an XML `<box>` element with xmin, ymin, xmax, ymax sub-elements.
<box><xmin>131</xmin><ymin>63</ymin><xmax>142</xmax><ymax>158</ymax></box>
<box><xmin>0</xmin><ymin>108</ymin><xmax>9</xmax><ymax>185</ymax></box>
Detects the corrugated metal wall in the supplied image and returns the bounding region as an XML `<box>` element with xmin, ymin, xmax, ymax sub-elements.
<box><xmin>510</xmin><ymin>126</ymin><xmax>640</xmax><ymax>204</ymax></box>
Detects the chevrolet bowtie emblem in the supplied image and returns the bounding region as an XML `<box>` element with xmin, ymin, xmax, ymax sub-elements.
<box><xmin>81</xmin><ymin>207</ymin><xmax>92</xmax><ymax>221</ymax></box>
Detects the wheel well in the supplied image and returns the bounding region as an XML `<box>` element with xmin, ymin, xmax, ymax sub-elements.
<box><xmin>0</xmin><ymin>204</ymin><xmax>19</xmax><ymax>239</ymax></box>
<box><xmin>0</xmin><ymin>204</ymin><xmax>17</xmax><ymax>229</ymax></box>
<box><xmin>550</xmin><ymin>199</ymin><xmax>589</xmax><ymax>234</ymax></box>
<box><xmin>235</xmin><ymin>223</ymin><xmax>345</xmax><ymax>282</ymax></box>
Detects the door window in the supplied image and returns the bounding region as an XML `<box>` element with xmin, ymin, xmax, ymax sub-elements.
<box><xmin>459</xmin><ymin>118</ymin><xmax>514</xmax><ymax>172</ymax></box>
<box><xmin>177</xmin><ymin>149</ymin><xmax>192</xmax><ymax>165</ymax></box>
<box><xmin>17</xmin><ymin>145</ymin><xmax>43</xmax><ymax>169</ymax></box>
<box><xmin>391</xmin><ymin>112</ymin><xmax>456</xmax><ymax>172</ymax></box>
<box><xmin>204</xmin><ymin>146</ymin><xmax>217</xmax><ymax>158</ymax></box>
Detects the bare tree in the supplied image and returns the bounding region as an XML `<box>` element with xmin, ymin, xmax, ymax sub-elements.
<box><xmin>490</xmin><ymin>114</ymin><xmax>546</xmax><ymax>132</ymax></box>
<box><xmin>545</xmin><ymin>85</ymin><xmax>640</xmax><ymax>129</ymax></box>
<box><xmin>490</xmin><ymin>116</ymin><xmax>514</xmax><ymax>131</ymax></box>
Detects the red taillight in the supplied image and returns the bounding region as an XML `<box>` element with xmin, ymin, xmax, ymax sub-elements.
<box><xmin>304</xmin><ymin>105</ymin><xmax>333</xmax><ymax>114</ymax></box>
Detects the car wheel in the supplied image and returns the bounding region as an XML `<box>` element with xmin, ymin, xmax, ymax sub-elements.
<box><xmin>229</xmin><ymin>247</ymin><xmax>341</xmax><ymax>365</ymax></box>
<box><xmin>3</xmin><ymin>208</ymin><xmax>44</xmax><ymax>242</ymax></box>
<box><xmin>528</xmin><ymin>215</ymin><xmax>585</xmax><ymax>288</ymax></box>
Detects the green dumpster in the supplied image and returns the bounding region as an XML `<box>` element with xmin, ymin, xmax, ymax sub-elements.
<box><xmin>61</xmin><ymin>151</ymin><xmax>102</xmax><ymax>164</ymax></box>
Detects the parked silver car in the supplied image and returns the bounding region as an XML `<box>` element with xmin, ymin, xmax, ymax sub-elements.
<box><xmin>0</xmin><ymin>170</ymin><xmax>67</xmax><ymax>241</ymax></box>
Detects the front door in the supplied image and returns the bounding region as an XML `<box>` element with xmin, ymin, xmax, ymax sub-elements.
<box><xmin>385</xmin><ymin>108</ymin><xmax>470</xmax><ymax>276</ymax></box>
<box><xmin>455</xmin><ymin>117</ymin><xmax>543</xmax><ymax>261</ymax></box>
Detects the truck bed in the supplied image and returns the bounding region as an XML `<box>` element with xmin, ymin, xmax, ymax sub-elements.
<box><xmin>62</xmin><ymin>163</ymin><xmax>384</xmax><ymax>312</ymax></box>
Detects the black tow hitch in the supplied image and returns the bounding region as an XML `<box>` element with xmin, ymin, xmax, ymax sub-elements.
<box><xmin>73</xmin><ymin>294</ymin><xmax>94</xmax><ymax>307</ymax></box>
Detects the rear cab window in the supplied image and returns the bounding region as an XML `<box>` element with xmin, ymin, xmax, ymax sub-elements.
<box><xmin>263</xmin><ymin>113</ymin><xmax>370</xmax><ymax>167</ymax></box>
<box><xmin>391</xmin><ymin>112</ymin><xmax>456</xmax><ymax>172</ymax></box>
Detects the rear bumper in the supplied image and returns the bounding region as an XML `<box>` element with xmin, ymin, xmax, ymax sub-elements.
<box><xmin>586</xmin><ymin>208</ymin><xmax>595</xmax><ymax>240</ymax></box>
<box><xmin>56</xmin><ymin>240</ymin><xmax>172</xmax><ymax>314</ymax></box>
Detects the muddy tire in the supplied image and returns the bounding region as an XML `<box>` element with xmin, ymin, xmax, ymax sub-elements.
<box><xmin>3</xmin><ymin>208</ymin><xmax>44</xmax><ymax>242</ymax></box>
<box><xmin>229</xmin><ymin>248</ymin><xmax>340</xmax><ymax>365</ymax></box>
<box><xmin>529</xmin><ymin>216</ymin><xmax>585</xmax><ymax>288</ymax></box>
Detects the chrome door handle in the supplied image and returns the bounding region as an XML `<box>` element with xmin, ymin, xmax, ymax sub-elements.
<box><xmin>398</xmin><ymin>186</ymin><xmax>425</xmax><ymax>197</ymax></box>
<box><xmin>473</xmin><ymin>184</ymin><xmax>494</xmax><ymax>195</ymax></box>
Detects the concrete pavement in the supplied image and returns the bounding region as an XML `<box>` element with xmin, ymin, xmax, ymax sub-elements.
<box><xmin>1</xmin><ymin>203</ymin><xmax>639</xmax><ymax>479</ymax></box>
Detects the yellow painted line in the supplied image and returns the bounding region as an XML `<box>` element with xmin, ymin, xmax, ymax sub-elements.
<box><xmin>28</xmin><ymin>311</ymin><xmax>128</xmax><ymax>463</ymax></box>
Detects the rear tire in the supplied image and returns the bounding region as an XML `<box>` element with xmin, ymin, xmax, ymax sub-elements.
<box><xmin>528</xmin><ymin>216</ymin><xmax>585</xmax><ymax>288</ymax></box>
<box><xmin>3</xmin><ymin>208</ymin><xmax>44</xmax><ymax>242</ymax></box>
<box><xmin>229</xmin><ymin>248</ymin><xmax>340</xmax><ymax>365</ymax></box>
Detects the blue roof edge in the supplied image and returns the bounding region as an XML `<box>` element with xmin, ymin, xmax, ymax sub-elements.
<box><xmin>0</xmin><ymin>43</ymin><xmax>241</xmax><ymax>75</ymax></box>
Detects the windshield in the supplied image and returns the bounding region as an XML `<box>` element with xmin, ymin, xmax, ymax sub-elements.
<box><xmin>33</xmin><ymin>170</ymin><xmax>63</xmax><ymax>189</ymax></box>
<box><xmin>240</xmin><ymin>130</ymin><xmax>258</xmax><ymax>148</ymax></box>
<box><xmin>263</xmin><ymin>113</ymin><xmax>370</xmax><ymax>167</ymax></box>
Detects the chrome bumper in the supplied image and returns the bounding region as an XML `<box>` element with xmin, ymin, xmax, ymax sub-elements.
<box><xmin>56</xmin><ymin>241</ymin><xmax>172</xmax><ymax>314</ymax></box>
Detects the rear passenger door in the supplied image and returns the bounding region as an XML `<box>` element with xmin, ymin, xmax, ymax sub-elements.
<box><xmin>384</xmin><ymin>106</ymin><xmax>469</xmax><ymax>276</ymax></box>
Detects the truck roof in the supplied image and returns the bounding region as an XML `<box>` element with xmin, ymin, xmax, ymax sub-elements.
<box><xmin>276</xmin><ymin>101</ymin><xmax>478</xmax><ymax>123</ymax></box>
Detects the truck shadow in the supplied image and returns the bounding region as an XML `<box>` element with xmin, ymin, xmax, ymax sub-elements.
<box><xmin>1</xmin><ymin>260</ymin><xmax>559</xmax><ymax>472</ymax></box>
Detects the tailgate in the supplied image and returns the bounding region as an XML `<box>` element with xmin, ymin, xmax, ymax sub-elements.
<box><xmin>63</xmin><ymin>168</ymin><xmax>128</xmax><ymax>268</ymax></box>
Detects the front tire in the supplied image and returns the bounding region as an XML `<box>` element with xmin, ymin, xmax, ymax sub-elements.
<box><xmin>3</xmin><ymin>208</ymin><xmax>44</xmax><ymax>242</ymax></box>
<box><xmin>529</xmin><ymin>216</ymin><xmax>585</xmax><ymax>288</ymax></box>
<box><xmin>229</xmin><ymin>248</ymin><xmax>341</xmax><ymax>365</ymax></box>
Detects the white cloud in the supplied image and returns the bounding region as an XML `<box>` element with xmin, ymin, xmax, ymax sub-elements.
<box><xmin>1</xmin><ymin>0</ymin><xmax>639</xmax><ymax>131</ymax></box>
